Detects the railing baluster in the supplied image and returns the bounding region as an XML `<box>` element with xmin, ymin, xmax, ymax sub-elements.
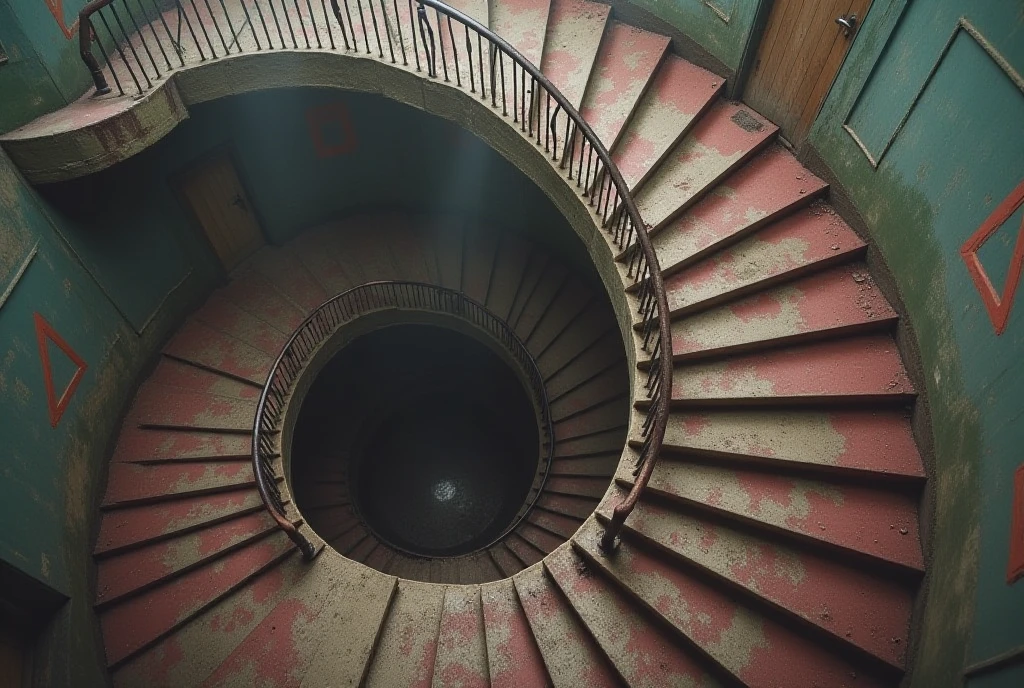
<box><xmin>107</xmin><ymin>6</ymin><xmax>152</xmax><ymax>90</ymax></box>
<box><xmin>378</xmin><ymin>0</ymin><xmax>395</xmax><ymax>62</ymax></box>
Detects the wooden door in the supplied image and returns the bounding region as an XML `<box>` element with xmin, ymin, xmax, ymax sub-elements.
<box><xmin>176</xmin><ymin>152</ymin><xmax>264</xmax><ymax>271</ymax></box>
<box><xmin>743</xmin><ymin>0</ymin><xmax>871</xmax><ymax>145</ymax></box>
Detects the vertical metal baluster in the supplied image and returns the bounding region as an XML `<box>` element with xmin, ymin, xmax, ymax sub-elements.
<box><xmin>172</xmin><ymin>0</ymin><xmax>207</xmax><ymax>60</ymax></box>
<box><xmin>215</xmin><ymin>0</ymin><xmax>240</xmax><ymax>52</ymax></box>
<box><xmin>319</xmin><ymin>0</ymin><xmax>335</xmax><ymax>48</ymax></box>
<box><xmin>330</xmin><ymin>0</ymin><xmax>350</xmax><ymax>49</ymax></box>
<box><xmin>519</xmin><ymin>65</ymin><xmax>525</xmax><ymax>131</ymax></box>
<box><xmin>265</xmin><ymin>0</ymin><xmax>286</xmax><ymax>48</ymax></box>
<box><xmin>238</xmin><ymin>0</ymin><xmax>263</xmax><ymax>49</ymax></box>
<box><xmin>378</xmin><ymin>0</ymin><xmax>395</xmax><ymax>62</ymax></box>
<box><xmin>488</xmin><ymin>44</ymin><xmax>497</xmax><ymax>107</ymax></box>
<box><xmin>121</xmin><ymin>1</ymin><xmax>162</xmax><ymax>77</ymax></box>
<box><xmin>499</xmin><ymin>52</ymin><xmax>506</xmax><ymax>115</ymax></box>
<box><xmin>441</xmin><ymin>13</ymin><xmax>454</xmax><ymax>84</ymax></box>
<box><xmin>511</xmin><ymin>61</ymin><xmax>517</xmax><ymax>122</ymax></box>
<box><xmin>392</xmin><ymin>0</ymin><xmax>407</xmax><ymax>64</ymax></box>
<box><xmin>291</xmin><ymin>0</ymin><xmax>311</xmax><ymax>48</ymax></box>
<box><xmin>305</xmin><ymin>0</ymin><xmax>322</xmax><ymax>48</ymax></box>
<box><xmin>355</xmin><ymin>0</ymin><xmax>370</xmax><ymax>53</ymax></box>
<box><xmin>199</xmin><ymin>0</ymin><xmax>230</xmax><ymax>53</ymax></box>
<box><xmin>464</xmin><ymin>25</ymin><xmax>474</xmax><ymax>93</ymax></box>
<box><xmin>477</xmin><ymin>32</ymin><xmax>485</xmax><ymax>99</ymax></box>
<box><xmin>108</xmin><ymin>6</ymin><xmax>152</xmax><ymax>90</ymax></box>
<box><xmin>365</xmin><ymin>0</ymin><xmax>383</xmax><ymax>57</ymax></box>
<box><xmin>408</xmin><ymin>0</ymin><xmax>420</xmax><ymax>69</ymax></box>
<box><xmin>343</xmin><ymin>0</ymin><xmax>358</xmax><ymax>52</ymax></box>
<box><xmin>252</xmin><ymin>0</ymin><xmax>275</xmax><ymax>48</ymax></box>
<box><xmin>93</xmin><ymin>19</ymin><xmax>127</xmax><ymax>95</ymax></box>
<box><xmin>279</xmin><ymin>0</ymin><xmax>298</xmax><ymax>47</ymax></box>
<box><xmin>584</xmin><ymin>145</ymin><xmax>594</xmax><ymax>191</ymax></box>
<box><xmin>545</xmin><ymin>93</ymin><xmax>551</xmax><ymax>151</ymax></box>
<box><xmin>140</xmin><ymin>0</ymin><xmax>179</xmax><ymax>66</ymax></box>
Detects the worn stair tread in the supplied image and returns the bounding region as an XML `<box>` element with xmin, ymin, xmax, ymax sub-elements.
<box><xmin>633</xmin><ymin>101</ymin><xmax>778</xmax><ymax>230</ymax></box>
<box><xmin>323</xmin><ymin>217</ymin><xmax>402</xmax><ymax>284</ymax></box>
<box><xmin>554</xmin><ymin>426</ymin><xmax>627</xmax><ymax>457</ymax></box>
<box><xmin>348</xmin><ymin>535</ymin><xmax>381</xmax><ymax>563</ymax></box>
<box><xmin>131</xmin><ymin>385</ymin><xmax>256</xmax><ymax>432</ymax></box>
<box><xmin>96</xmin><ymin>510</ymin><xmax>283</xmax><ymax>608</ymax></box>
<box><xmin>365</xmin><ymin>580</ymin><xmax>445</xmax><ymax>688</ymax></box>
<box><xmin>666</xmin><ymin>334</ymin><xmax>916</xmax><ymax>405</ymax></box>
<box><xmin>506</xmin><ymin>533</ymin><xmax>546</xmax><ymax>567</ymax></box>
<box><xmin>516</xmin><ymin>521</ymin><xmax>566</xmax><ymax>554</ymax></box>
<box><xmin>386</xmin><ymin>223</ymin><xmax>441</xmax><ymax>286</ymax></box>
<box><xmin>549</xmin><ymin>364</ymin><xmax>627</xmax><ymax>417</ymax></box>
<box><xmin>553</xmin><ymin>397</ymin><xmax>629</xmax><ymax>438</ymax></box>
<box><xmin>330</xmin><ymin>523</ymin><xmax>372</xmax><ymax>556</ymax></box>
<box><xmin>528</xmin><ymin>506</ymin><xmax>584</xmax><ymax>538</ymax></box>
<box><xmin>543</xmin><ymin>332</ymin><xmax>626</xmax><ymax>397</ymax></box>
<box><xmin>489</xmin><ymin>545</ymin><xmax>526</xmax><ymax>578</ymax></box>
<box><xmin>649</xmin><ymin>144</ymin><xmax>828</xmax><ymax>269</ymax></box>
<box><xmin>623</xmin><ymin>455</ymin><xmax>924</xmax><ymax>571</ymax></box>
<box><xmin>545</xmin><ymin>475</ymin><xmax>610</xmax><ymax>500</ymax></box>
<box><xmin>513</xmin><ymin>563</ymin><xmax>622</xmax><ymax>688</ymax></box>
<box><xmin>546</xmin><ymin>545</ymin><xmax>724</xmax><ymax>687</ymax></box>
<box><xmin>612</xmin><ymin>55</ymin><xmax>723</xmax><ymax>190</ymax></box>
<box><xmin>163</xmin><ymin>319</ymin><xmax>275</xmax><ymax>385</ymax></box>
<box><xmin>578</xmin><ymin>21</ymin><xmax>669</xmax><ymax>150</ymax></box>
<box><xmin>652</xmin><ymin>408</ymin><xmax>924</xmax><ymax>479</ymax></box>
<box><xmin>243</xmin><ymin>244</ymin><xmax>331</xmax><ymax>314</ymax></box>
<box><xmin>539</xmin><ymin>0</ymin><xmax>611</xmax><ymax>111</ymax></box>
<box><xmin>666</xmin><ymin>264</ymin><xmax>899</xmax><ymax>360</ymax></box>
<box><xmin>535</xmin><ymin>299</ymin><xmax>616</xmax><ymax>369</ymax></box>
<box><xmin>289</xmin><ymin>225</ymin><xmax>363</xmax><ymax>294</ymax></box>
<box><xmin>514</xmin><ymin>261</ymin><xmax>570</xmax><ymax>342</ymax></box>
<box><xmin>110</xmin><ymin>550</ymin><xmax>309</xmax><ymax>688</ymax></box>
<box><xmin>102</xmin><ymin>461</ymin><xmax>264</xmax><ymax>508</ymax></box>
<box><xmin>610</xmin><ymin>498</ymin><xmax>912</xmax><ymax>669</ymax></box>
<box><xmin>549</xmin><ymin>454</ymin><xmax>620</xmax><ymax>477</ymax></box>
<box><xmin>462</xmin><ymin>228</ymin><xmax>502</xmax><ymax>305</ymax></box>
<box><xmin>219</xmin><ymin>267</ymin><xmax>307</xmax><ymax>334</ymax></box>
<box><xmin>365</xmin><ymin>543</ymin><xmax>398</xmax><ymax>571</ymax></box>
<box><xmin>481</xmin><ymin>578</ymin><xmax>551</xmax><ymax>688</ymax></box>
<box><xmin>525</xmin><ymin>278</ymin><xmax>593</xmax><ymax>354</ymax></box>
<box><xmin>146</xmin><ymin>357</ymin><xmax>261</xmax><ymax>400</ymax></box>
<box><xmin>489</xmin><ymin>0</ymin><xmax>551</xmax><ymax>66</ymax></box>
<box><xmin>458</xmin><ymin>551</ymin><xmax>506</xmax><ymax>583</ymax></box>
<box><xmin>191</xmin><ymin>292</ymin><xmax>293</xmax><ymax>357</ymax></box>
<box><xmin>573</xmin><ymin>519</ymin><xmax>890</xmax><ymax>687</ymax></box>
<box><xmin>100</xmin><ymin>532</ymin><xmax>295</xmax><ymax>667</ymax></box>
<box><xmin>485</xmin><ymin>234</ymin><xmax>533</xmax><ymax>320</ymax></box>
<box><xmin>95</xmin><ymin>489</ymin><xmax>267</xmax><ymax>556</ymax></box>
<box><xmin>507</xmin><ymin>251</ymin><xmax>551</xmax><ymax>328</ymax></box>
<box><xmin>434</xmin><ymin>221</ymin><xmax>466</xmax><ymax>291</ymax></box>
<box><xmin>111</xmin><ymin>426</ymin><xmax>253</xmax><ymax>464</ymax></box>
<box><xmin>431</xmin><ymin>586</ymin><xmax>489</xmax><ymax>688</ymax></box>
<box><xmin>297</xmin><ymin>565</ymin><xmax>398</xmax><ymax>688</ymax></box>
<box><xmin>661</xmin><ymin>202</ymin><xmax>866</xmax><ymax>316</ymax></box>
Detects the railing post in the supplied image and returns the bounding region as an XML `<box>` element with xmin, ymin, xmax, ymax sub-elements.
<box><xmin>79</xmin><ymin>13</ymin><xmax>112</xmax><ymax>95</ymax></box>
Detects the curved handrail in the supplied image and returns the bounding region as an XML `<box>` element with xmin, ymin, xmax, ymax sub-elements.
<box><xmin>82</xmin><ymin>0</ymin><xmax>672</xmax><ymax>552</ymax></box>
<box><xmin>252</xmin><ymin>281</ymin><xmax>556</xmax><ymax>560</ymax></box>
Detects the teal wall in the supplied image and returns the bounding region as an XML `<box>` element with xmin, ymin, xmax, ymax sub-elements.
<box><xmin>0</xmin><ymin>0</ymin><xmax>91</xmax><ymax>133</ymax></box>
<box><xmin>805</xmin><ymin>0</ymin><xmax>1024</xmax><ymax>684</ymax></box>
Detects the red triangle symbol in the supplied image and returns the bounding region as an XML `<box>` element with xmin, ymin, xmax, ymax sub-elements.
<box><xmin>34</xmin><ymin>313</ymin><xmax>88</xmax><ymax>428</ymax></box>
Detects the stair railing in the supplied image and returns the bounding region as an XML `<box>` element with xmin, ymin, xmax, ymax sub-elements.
<box><xmin>253</xmin><ymin>281</ymin><xmax>556</xmax><ymax>559</ymax></box>
<box><xmin>80</xmin><ymin>0</ymin><xmax>671</xmax><ymax>551</ymax></box>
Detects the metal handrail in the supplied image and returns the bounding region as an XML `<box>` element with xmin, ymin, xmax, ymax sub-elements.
<box><xmin>82</xmin><ymin>0</ymin><xmax>672</xmax><ymax>551</ymax></box>
<box><xmin>252</xmin><ymin>281</ymin><xmax>556</xmax><ymax>559</ymax></box>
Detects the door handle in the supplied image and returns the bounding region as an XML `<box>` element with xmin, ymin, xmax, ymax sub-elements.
<box><xmin>231</xmin><ymin>193</ymin><xmax>248</xmax><ymax>213</ymax></box>
<box><xmin>835</xmin><ymin>14</ymin><xmax>858</xmax><ymax>37</ymax></box>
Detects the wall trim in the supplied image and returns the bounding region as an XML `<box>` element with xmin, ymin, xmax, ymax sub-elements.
<box><xmin>0</xmin><ymin>243</ymin><xmax>38</xmax><ymax>311</ymax></box>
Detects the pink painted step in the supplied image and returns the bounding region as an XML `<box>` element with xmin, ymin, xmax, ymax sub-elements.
<box><xmin>490</xmin><ymin>0</ymin><xmax>552</xmax><ymax>66</ymax></box>
<box><xmin>515</xmin><ymin>521</ymin><xmax>566</xmax><ymax>554</ymax></box>
<box><xmin>552</xmin><ymin>397</ymin><xmax>628</xmax><ymax>437</ymax></box>
<box><xmin>535</xmin><ymin>492</ymin><xmax>600</xmax><ymax>520</ymax></box>
<box><xmin>648</xmin><ymin>144</ymin><xmax>828</xmax><ymax>267</ymax></box>
<box><xmin>432</xmin><ymin>586</ymin><xmax>489</xmax><ymax>688</ymax></box>
<box><xmin>243</xmin><ymin>244</ymin><xmax>330</xmax><ymax>314</ymax></box>
<box><xmin>101</xmin><ymin>461</ymin><xmax>264</xmax><ymax>508</ymax></box>
<box><xmin>528</xmin><ymin>507</ymin><xmax>584</xmax><ymax>538</ymax></box>
<box><xmin>660</xmin><ymin>202</ymin><xmax>866</xmax><ymax>316</ymax></box>
<box><xmin>163</xmin><ymin>319</ymin><xmax>274</xmax><ymax>385</ymax></box>
<box><xmin>612</xmin><ymin>55</ymin><xmax>723</xmax><ymax>190</ymax></box>
<box><xmin>525</xmin><ymin>278</ymin><xmax>593</xmax><ymax>354</ymax></box>
<box><xmin>364</xmin><ymin>580</ymin><xmax>444</xmax><ymax>688</ymax></box>
<box><xmin>668</xmin><ymin>334</ymin><xmax>916</xmax><ymax>406</ymax></box>
<box><xmin>549</xmin><ymin>453</ymin><xmax>619</xmax><ymax>477</ymax></box>
<box><xmin>579</xmin><ymin>21</ymin><xmax>669</xmax><ymax>149</ymax></box>
<box><xmin>546</xmin><ymin>545</ymin><xmax>722</xmax><ymax>687</ymax></box>
<box><xmin>505</xmin><ymin>533</ymin><xmax>546</xmax><ymax>567</ymax></box>
<box><xmin>514</xmin><ymin>564</ymin><xmax>621</xmax><ymax>688</ymax></box>
<box><xmin>288</xmin><ymin>225</ymin><xmax>363</xmax><ymax>294</ymax></box>
<box><xmin>549</xmin><ymin>365</ymin><xmax>626</xmax><ymax>417</ymax></box>
<box><xmin>218</xmin><ymin>267</ymin><xmax>306</xmax><ymax>334</ymax></box>
<box><xmin>481</xmin><ymin>579</ymin><xmax>550</xmax><ymax>688</ymax></box>
<box><xmin>553</xmin><ymin>426</ymin><xmax>626</xmax><ymax>457</ymax></box>
<box><xmin>544</xmin><ymin>475</ymin><xmax>609</xmax><ymax>500</ymax></box>
<box><xmin>192</xmin><ymin>294</ymin><xmax>290</xmax><ymax>356</ymax></box>
<box><xmin>573</xmin><ymin>519</ymin><xmax>890</xmax><ymax>687</ymax></box>
<box><xmin>94</xmin><ymin>489</ymin><xmax>266</xmax><ymax>556</ymax></box>
<box><xmin>654</xmin><ymin>408</ymin><xmax>924</xmax><ymax>479</ymax></box>
<box><xmin>111</xmin><ymin>426</ymin><xmax>252</xmax><ymax>464</ymax></box>
<box><xmin>539</xmin><ymin>0</ymin><xmax>611</xmax><ymax>110</ymax></box>
<box><xmin>489</xmin><ymin>544</ymin><xmax>526</xmax><ymax>577</ymax></box>
<box><xmin>543</xmin><ymin>332</ymin><xmax>625</xmax><ymax>398</ymax></box>
<box><xmin>667</xmin><ymin>264</ymin><xmax>899</xmax><ymax>360</ymax></box>
<box><xmin>145</xmin><ymin>358</ymin><xmax>260</xmax><ymax>399</ymax></box>
<box><xmin>608</xmin><ymin>497</ymin><xmax>913</xmax><ymax>669</ymax></box>
<box><xmin>131</xmin><ymin>385</ymin><xmax>255</xmax><ymax>432</ymax></box>
<box><xmin>100</xmin><ymin>532</ymin><xmax>295</xmax><ymax>667</ymax></box>
<box><xmin>96</xmin><ymin>510</ymin><xmax>282</xmax><ymax>608</ymax></box>
<box><xmin>633</xmin><ymin>101</ymin><xmax>778</xmax><ymax>230</ymax></box>
<box><xmin>622</xmin><ymin>456</ymin><xmax>924</xmax><ymax>571</ymax></box>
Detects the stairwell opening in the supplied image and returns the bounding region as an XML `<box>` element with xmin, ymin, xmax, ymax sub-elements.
<box><xmin>291</xmin><ymin>322</ymin><xmax>544</xmax><ymax>558</ymax></box>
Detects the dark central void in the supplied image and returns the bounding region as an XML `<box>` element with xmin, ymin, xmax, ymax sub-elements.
<box><xmin>292</xmin><ymin>323</ymin><xmax>541</xmax><ymax>557</ymax></box>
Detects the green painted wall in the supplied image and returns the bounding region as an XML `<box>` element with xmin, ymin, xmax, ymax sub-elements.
<box><xmin>805</xmin><ymin>0</ymin><xmax>1024</xmax><ymax>684</ymax></box>
<box><xmin>0</xmin><ymin>2</ymin><xmax>71</xmax><ymax>134</ymax></box>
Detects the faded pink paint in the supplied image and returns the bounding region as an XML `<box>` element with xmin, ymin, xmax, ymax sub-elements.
<box><xmin>193</xmin><ymin>294</ymin><xmax>290</xmax><ymax>356</ymax></box>
<box><xmin>164</xmin><ymin>319</ymin><xmax>274</xmax><ymax>384</ymax></box>
<box><xmin>539</xmin><ymin>0</ymin><xmax>610</xmax><ymax>108</ymax></box>
<box><xmin>103</xmin><ymin>461</ymin><xmax>254</xmax><ymax>506</ymax></box>
<box><xmin>219</xmin><ymin>269</ymin><xmax>306</xmax><ymax>333</ymax></box>
<box><xmin>131</xmin><ymin>384</ymin><xmax>256</xmax><ymax>431</ymax></box>
<box><xmin>112</xmin><ymin>426</ymin><xmax>252</xmax><ymax>463</ymax></box>
<box><xmin>489</xmin><ymin>0</ymin><xmax>551</xmax><ymax>65</ymax></box>
<box><xmin>245</xmin><ymin>245</ymin><xmax>329</xmax><ymax>313</ymax></box>
<box><xmin>146</xmin><ymin>358</ymin><xmax>260</xmax><ymax>399</ymax></box>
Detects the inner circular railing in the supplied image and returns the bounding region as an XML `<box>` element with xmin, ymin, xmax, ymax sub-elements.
<box><xmin>252</xmin><ymin>281</ymin><xmax>554</xmax><ymax>559</ymax></box>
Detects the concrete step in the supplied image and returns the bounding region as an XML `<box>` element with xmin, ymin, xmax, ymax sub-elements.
<box><xmin>365</xmin><ymin>580</ymin><xmax>445</xmax><ymax>688</ymax></box>
<box><xmin>539</xmin><ymin>0</ymin><xmax>611</xmax><ymax>111</ymax></box>
<box><xmin>163</xmin><ymin>319</ymin><xmax>274</xmax><ymax>386</ymax></box>
<box><xmin>481</xmin><ymin>578</ymin><xmax>551</xmax><ymax>688</ymax></box>
<box><xmin>432</xmin><ymin>586</ymin><xmax>489</xmax><ymax>687</ymax></box>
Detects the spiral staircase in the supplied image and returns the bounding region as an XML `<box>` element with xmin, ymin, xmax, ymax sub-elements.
<box><xmin>11</xmin><ymin>0</ymin><xmax>933</xmax><ymax>685</ymax></box>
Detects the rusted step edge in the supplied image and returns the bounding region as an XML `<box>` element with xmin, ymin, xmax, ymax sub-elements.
<box><xmin>100</xmin><ymin>474</ymin><xmax>283</xmax><ymax>510</ymax></box>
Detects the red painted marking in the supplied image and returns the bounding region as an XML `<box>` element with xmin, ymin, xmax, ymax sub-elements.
<box><xmin>1009</xmin><ymin>464</ymin><xmax>1024</xmax><ymax>584</ymax></box>
<box><xmin>306</xmin><ymin>102</ymin><xmax>357</xmax><ymax>158</ymax></box>
<box><xmin>960</xmin><ymin>178</ymin><xmax>1024</xmax><ymax>334</ymax></box>
<box><xmin>44</xmin><ymin>0</ymin><xmax>78</xmax><ymax>39</ymax></box>
<box><xmin>33</xmin><ymin>313</ymin><xmax>88</xmax><ymax>427</ymax></box>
